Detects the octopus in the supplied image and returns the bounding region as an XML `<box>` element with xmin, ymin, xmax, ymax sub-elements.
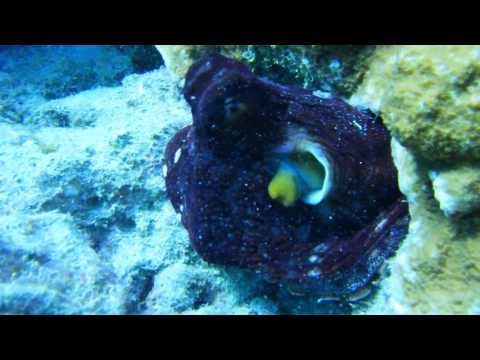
<box><xmin>164</xmin><ymin>52</ymin><xmax>409</xmax><ymax>300</ymax></box>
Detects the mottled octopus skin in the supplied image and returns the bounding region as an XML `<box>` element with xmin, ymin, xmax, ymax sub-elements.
<box><xmin>164</xmin><ymin>53</ymin><xmax>409</xmax><ymax>297</ymax></box>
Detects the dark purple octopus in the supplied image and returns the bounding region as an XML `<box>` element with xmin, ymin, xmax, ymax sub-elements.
<box><xmin>164</xmin><ymin>53</ymin><xmax>409</xmax><ymax>299</ymax></box>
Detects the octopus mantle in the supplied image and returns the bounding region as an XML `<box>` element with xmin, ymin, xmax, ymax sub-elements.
<box><xmin>164</xmin><ymin>53</ymin><xmax>409</xmax><ymax>297</ymax></box>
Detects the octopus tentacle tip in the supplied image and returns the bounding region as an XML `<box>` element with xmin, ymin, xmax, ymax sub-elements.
<box><xmin>164</xmin><ymin>52</ymin><xmax>409</xmax><ymax>298</ymax></box>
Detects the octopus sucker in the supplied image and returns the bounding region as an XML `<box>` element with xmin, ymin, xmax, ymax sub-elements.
<box><xmin>164</xmin><ymin>53</ymin><xmax>409</xmax><ymax>298</ymax></box>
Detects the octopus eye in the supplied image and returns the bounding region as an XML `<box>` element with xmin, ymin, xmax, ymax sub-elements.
<box><xmin>268</xmin><ymin>141</ymin><xmax>332</xmax><ymax>207</ymax></box>
<box><xmin>224</xmin><ymin>97</ymin><xmax>247</xmax><ymax>122</ymax></box>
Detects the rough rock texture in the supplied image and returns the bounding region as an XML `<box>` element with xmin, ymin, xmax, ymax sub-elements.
<box><xmin>0</xmin><ymin>46</ymin><xmax>134</xmax><ymax>99</ymax></box>
<box><xmin>0</xmin><ymin>45</ymin><xmax>134</xmax><ymax>125</ymax></box>
<box><xmin>115</xmin><ymin>46</ymin><xmax>164</xmax><ymax>74</ymax></box>
<box><xmin>0</xmin><ymin>56</ymin><xmax>283</xmax><ymax>314</ymax></box>
<box><xmin>0</xmin><ymin>68</ymin><xmax>187</xmax><ymax>314</ymax></box>
<box><xmin>429</xmin><ymin>165</ymin><xmax>480</xmax><ymax>217</ymax></box>
<box><xmin>154</xmin><ymin>45</ymin><xmax>204</xmax><ymax>82</ymax></box>
<box><xmin>353</xmin><ymin>45</ymin><xmax>480</xmax><ymax>165</ymax></box>
<box><xmin>155</xmin><ymin>45</ymin><xmax>376</xmax><ymax>97</ymax></box>
<box><xmin>361</xmin><ymin>141</ymin><xmax>480</xmax><ymax>314</ymax></box>
<box><xmin>352</xmin><ymin>45</ymin><xmax>480</xmax><ymax>314</ymax></box>
<box><xmin>0</xmin><ymin>46</ymin><xmax>355</xmax><ymax>314</ymax></box>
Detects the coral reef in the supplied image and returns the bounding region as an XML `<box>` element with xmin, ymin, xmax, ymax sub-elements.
<box><xmin>155</xmin><ymin>45</ymin><xmax>376</xmax><ymax>97</ymax></box>
<box><xmin>353</xmin><ymin>45</ymin><xmax>480</xmax><ymax>314</ymax></box>
<box><xmin>164</xmin><ymin>53</ymin><xmax>408</xmax><ymax>298</ymax></box>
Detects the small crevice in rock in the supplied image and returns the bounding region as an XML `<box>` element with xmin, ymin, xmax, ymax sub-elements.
<box><xmin>124</xmin><ymin>267</ymin><xmax>158</xmax><ymax>314</ymax></box>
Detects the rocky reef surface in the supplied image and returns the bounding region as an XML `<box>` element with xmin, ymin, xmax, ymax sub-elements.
<box><xmin>1</xmin><ymin>45</ymin><xmax>479</xmax><ymax>314</ymax></box>
<box><xmin>0</xmin><ymin>45</ymin><xmax>348</xmax><ymax>314</ymax></box>
<box><xmin>155</xmin><ymin>45</ymin><xmax>375</xmax><ymax>97</ymax></box>
<box><xmin>352</xmin><ymin>45</ymin><xmax>480</xmax><ymax>314</ymax></box>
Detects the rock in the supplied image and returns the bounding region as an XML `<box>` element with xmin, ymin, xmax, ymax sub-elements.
<box><xmin>350</xmin><ymin>45</ymin><xmax>480</xmax><ymax>314</ymax></box>
<box><xmin>361</xmin><ymin>140</ymin><xmax>480</xmax><ymax>314</ymax></box>
<box><xmin>144</xmin><ymin>262</ymin><xmax>281</xmax><ymax>315</ymax></box>
<box><xmin>0</xmin><ymin>46</ymin><xmax>136</xmax><ymax>125</ymax></box>
<box><xmin>154</xmin><ymin>45</ymin><xmax>202</xmax><ymax>81</ymax></box>
<box><xmin>429</xmin><ymin>165</ymin><xmax>480</xmax><ymax>217</ymax></box>
<box><xmin>0</xmin><ymin>212</ymin><xmax>122</xmax><ymax>314</ymax></box>
<box><xmin>155</xmin><ymin>45</ymin><xmax>376</xmax><ymax>97</ymax></box>
<box><xmin>353</xmin><ymin>45</ymin><xmax>480</xmax><ymax>165</ymax></box>
<box><xmin>0</xmin><ymin>62</ymin><xmax>294</xmax><ymax>314</ymax></box>
<box><xmin>114</xmin><ymin>45</ymin><xmax>164</xmax><ymax>74</ymax></box>
<box><xmin>0</xmin><ymin>67</ymin><xmax>194</xmax><ymax>314</ymax></box>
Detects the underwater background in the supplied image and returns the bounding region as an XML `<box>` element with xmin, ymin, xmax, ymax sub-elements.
<box><xmin>0</xmin><ymin>45</ymin><xmax>479</xmax><ymax>315</ymax></box>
